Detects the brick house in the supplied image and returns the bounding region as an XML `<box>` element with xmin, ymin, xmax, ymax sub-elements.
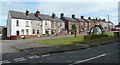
<box><xmin>71</xmin><ymin>15</ymin><xmax>87</xmax><ymax>32</ymax></box>
<box><xmin>60</xmin><ymin>13</ymin><xmax>79</xmax><ymax>34</ymax></box>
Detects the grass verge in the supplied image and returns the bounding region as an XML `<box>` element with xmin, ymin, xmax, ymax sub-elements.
<box><xmin>32</xmin><ymin>32</ymin><xmax>118</xmax><ymax>45</ymax></box>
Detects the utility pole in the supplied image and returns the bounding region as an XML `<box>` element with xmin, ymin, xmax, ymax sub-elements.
<box><xmin>108</xmin><ymin>15</ymin><xmax>109</xmax><ymax>32</ymax></box>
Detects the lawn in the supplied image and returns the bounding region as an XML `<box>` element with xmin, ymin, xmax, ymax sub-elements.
<box><xmin>32</xmin><ymin>32</ymin><xmax>117</xmax><ymax>45</ymax></box>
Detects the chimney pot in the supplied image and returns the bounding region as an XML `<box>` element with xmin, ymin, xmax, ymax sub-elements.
<box><xmin>52</xmin><ymin>13</ymin><xmax>55</xmax><ymax>18</ymax></box>
<box><xmin>72</xmin><ymin>14</ymin><xmax>75</xmax><ymax>18</ymax></box>
<box><xmin>36</xmin><ymin>10</ymin><xmax>40</xmax><ymax>17</ymax></box>
<box><xmin>25</xmin><ymin>10</ymin><xmax>29</xmax><ymax>16</ymax></box>
<box><xmin>60</xmin><ymin>13</ymin><xmax>64</xmax><ymax>18</ymax></box>
<box><xmin>88</xmin><ymin>17</ymin><xmax>91</xmax><ymax>19</ymax></box>
<box><xmin>81</xmin><ymin>16</ymin><xmax>84</xmax><ymax>19</ymax></box>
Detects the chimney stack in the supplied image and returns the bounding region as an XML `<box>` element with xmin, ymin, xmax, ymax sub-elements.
<box><xmin>35</xmin><ymin>10</ymin><xmax>40</xmax><ymax>17</ymax></box>
<box><xmin>72</xmin><ymin>14</ymin><xmax>75</xmax><ymax>18</ymax></box>
<box><xmin>99</xmin><ymin>18</ymin><xmax>101</xmax><ymax>21</ymax></box>
<box><xmin>96</xmin><ymin>18</ymin><xmax>98</xmax><ymax>21</ymax></box>
<box><xmin>88</xmin><ymin>17</ymin><xmax>91</xmax><ymax>20</ymax></box>
<box><xmin>52</xmin><ymin>13</ymin><xmax>55</xmax><ymax>18</ymax></box>
<box><xmin>25</xmin><ymin>10</ymin><xmax>29</xmax><ymax>16</ymax></box>
<box><xmin>60</xmin><ymin>13</ymin><xmax>64</xmax><ymax>18</ymax></box>
<box><xmin>81</xmin><ymin>16</ymin><xmax>84</xmax><ymax>19</ymax></box>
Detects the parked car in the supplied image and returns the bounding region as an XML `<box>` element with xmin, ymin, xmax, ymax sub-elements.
<box><xmin>111</xmin><ymin>28</ymin><xmax>120</xmax><ymax>31</ymax></box>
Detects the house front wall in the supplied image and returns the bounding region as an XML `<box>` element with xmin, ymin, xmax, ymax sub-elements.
<box><xmin>11</xmin><ymin>18</ymin><xmax>32</xmax><ymax>36</ymax></box>
<box><xmin>31</xmin><ymin>20</ymin><xmax>42</xmax><ymax>36</ymax></box>
<box><xmin>42</xmin><ymin>20</ymin><xmax>51</xmax><ymax>34</ymax></box>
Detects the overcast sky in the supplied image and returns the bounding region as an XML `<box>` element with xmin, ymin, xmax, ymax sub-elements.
<box><xmin>0</xmin><ymin>0</ymin><xmax>119</xmax><ymax>26</ymax></box>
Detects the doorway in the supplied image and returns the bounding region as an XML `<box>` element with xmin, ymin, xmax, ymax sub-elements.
<box><xmin>16</xmin><ymin>31</ymin><xmax>19</xmax><ymax>36</ymax></box>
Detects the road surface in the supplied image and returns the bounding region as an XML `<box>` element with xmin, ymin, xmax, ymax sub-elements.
<box><xmin>1</xmin><ymin>42</ymin><xmax>119</xmax><ymax>65</ymax></box>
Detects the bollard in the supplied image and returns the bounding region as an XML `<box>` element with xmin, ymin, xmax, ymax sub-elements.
<box><xmin>114</xmin><ymin>31</ymin><xmax>119</xmax><ymax>37</ymax></box>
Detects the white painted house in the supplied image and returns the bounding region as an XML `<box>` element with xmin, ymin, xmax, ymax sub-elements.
<box><xmin>7</xmin><ymin>10</ymin><xmax>65</xmax><ymax>40</ymax></box>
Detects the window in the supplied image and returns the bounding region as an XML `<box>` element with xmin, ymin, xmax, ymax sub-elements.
<box><xmin>21</xmin><ymin>29</ymin><xmax>24</xmax><ymax>35</ymax></box>
<box><xmin>26</xmin><ymin>21</ymin><xmax>29</xmax><ymax>27</ymax></box>
<box><xmin>45</xmin><ymin>22</ymin><xmax>47</xmax><ymax>26</ymax></box>
<box><xmin>54</xmin><ymin>22</ymin><xmax>56</xmax><ymax>27</ymax></box>
<box><xmin>37</xmin><ymin>30</ymin><xmax>39</xmax><ymax>34</ymax></box>
<box><xmin>26</xmin><ymin>29</ymin><xmax>29</xmax><ymax>35</ymax></box>
<box><xmin>16</xmin><ymin>20</ymin><xmax>19</xmax><ymax>26</ymax></box>
<box><xmin>60</xmin><ymin>23</ymin><xmax>62</xmax><ymax>26</ymax></box>
<box><xmin>33</xmin><ymin>29</ymin><xmax>35</xmax><ymax>34</ymax></box>
<box><xmin>37</xmin><ymin>22</ymin><xmax>40</xmax><ymax>27</ymax></box>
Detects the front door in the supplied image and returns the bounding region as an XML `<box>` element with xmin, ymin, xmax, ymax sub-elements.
<box><xmin>16</xmin><ymin>31</ymin><xmax>19</xmax><ymax>36</ymax></box>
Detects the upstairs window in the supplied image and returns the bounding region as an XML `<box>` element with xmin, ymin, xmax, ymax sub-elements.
<box><xmin>26</xmin><ymin>21</ymin><xmax>29</xmax><ymax>27</ymax></box>
<box><xmin>16</xmin><ymin>20</ymin><xmax>19</xmax><ymax>26</ymax></box>
<box><xmin>45</xmin><ymin>22</ymin><xmax>47</xmax><ymax>26</ymax></box>
<box><xmin>54</xmin><ymin>22</ymin><xmax>56</xmax><ymax>27</ymax></box>
<box><xmin>37</xmin><ymin>22</ymin><xmax>40</xmax><ymax>27</ymax></box>
<box><xmin>60</xmin><ymin>23</ymin><xmax>62</xmax><ymax>27</ymax></box>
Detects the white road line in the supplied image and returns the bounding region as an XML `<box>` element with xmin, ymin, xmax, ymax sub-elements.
<box><xmin>42</xmin><ymin>54</ymin><xmax>50</xmax><ymax>57</ymax></box>
<box><xmin>14</xmin><ymin>57</ymin><xmax>26</xmax><ymax>62</ymax></box>
<box><xmin>0</xmin><ymin>60</ymin><xmax>11</xmax><ymax>64</ymax></box>
<box><xmin>69</xmin><ymin>53</ymin><xmax>107</xmax><ymax>65</ymax></box>
<box><xmin>28</xmin><ymin>55</ymin><xmax>40</xmax><ymax>59</ymax></box>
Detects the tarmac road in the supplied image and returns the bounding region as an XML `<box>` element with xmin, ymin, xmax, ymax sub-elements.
<box><xmin>1</xmin><ymin>42</ymin><xmax>119</xmax><ymax>65</ymax></box>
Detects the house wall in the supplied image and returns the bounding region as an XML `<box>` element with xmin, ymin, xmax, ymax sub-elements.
<box><xmin>7</xmin><ymin>12</ymin><xmax>11</xmax><ymax>37</ymax></box>
<box><xmin>11</xmin><ymin>18</ymin><xmax>32</xmax><ymax>36</ymax></box>
<box><xmin>42</xmin><ymin>20</ymin><xmax>51</xmax><ymax>34</ymax></box>
<box><xmin>31</xmin><ymin>20</ymin><xmax>42</xmax><ymax>36</ymax></box>
<box><xmin>60</xmin><ymin>17</ymin><xmax>69</xmax><ymax>32</ymax></box>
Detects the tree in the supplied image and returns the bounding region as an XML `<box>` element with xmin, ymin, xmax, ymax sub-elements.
<box><xmin>72</xmin><ymin>24</ymin><xmax>77</xmax><ymax>37</ymax></box>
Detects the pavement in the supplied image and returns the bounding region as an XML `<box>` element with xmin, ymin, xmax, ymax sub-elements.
<box><xmin>1</xmin><ymin>33</ymin><xmax>87</xmax><ymax>54</ymax></box>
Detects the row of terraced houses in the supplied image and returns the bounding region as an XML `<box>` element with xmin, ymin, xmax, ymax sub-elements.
<box><xmin>1</xmin><ymin>10</ymin><xmax>114</xmax><ymax>40</ymax></box>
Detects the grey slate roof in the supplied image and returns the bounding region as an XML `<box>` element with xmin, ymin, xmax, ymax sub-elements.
<box><xmin>75</xmin><ymin>18</ymin><xmax>86</xmax><ymax>22</ymax></box>
<box><xmin>84</xmin><ymin>19</ymin><xmax>93</xmax><ymax>22</ymax></box>
<box><xmin>9</xmin><ymin>10</ymin><xmax>64</xmax><ymax>22</ymax></box>
<box><xmin>0</xmin><ymin>26</ymin><xmax>7</xmax><ymax>29</ymax></box>
<box><xmin>64</xmin><ymin>17</ymin><xmax>78</xmax><ymax>22</ymax></box>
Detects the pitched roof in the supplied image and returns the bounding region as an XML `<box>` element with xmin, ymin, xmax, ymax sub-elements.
<box><xmin>9</xmin><ymin>10</ymin><xmax>64</xmax><ymax>22</ymax></box>
<box><xmin>75</xmin><ymin>18</ymin><xmax>86</xmax><ymax>22</ymax></box>
<box><xmin>84</xmin><ymin>19</ymin><xmax>93</xmax><ymax>22</ymax></box>
<box><xmin>0</xmin><ymin>26</ymin><xmax>7</xmax><ymax>29</ymax></box>
<box><xmin>64</xmin><ymin>17</ymin><xmax>78</xmax><ymax>22</ymax></box>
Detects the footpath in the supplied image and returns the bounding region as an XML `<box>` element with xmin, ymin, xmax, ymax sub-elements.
<box><xmin>11</xmin><ymin>38</ymin><xmax>120</xmax><ymax>55</ymax></box>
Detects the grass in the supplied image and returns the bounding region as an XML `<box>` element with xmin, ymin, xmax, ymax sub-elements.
<box><xmin>32</xmin><ymin>32</ymin><xmax>118</xmax><ymax>45</ymax></box>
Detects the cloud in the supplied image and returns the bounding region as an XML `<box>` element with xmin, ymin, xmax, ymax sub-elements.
<box><xmin>0</xmin><ymin>2</ymin><xmax>118</xmax><ymax>26</ymax></box>
<box><xmin>1</xmin><ymin>0</ymin><xmax>119</xmax><ymax>2</ymax></box>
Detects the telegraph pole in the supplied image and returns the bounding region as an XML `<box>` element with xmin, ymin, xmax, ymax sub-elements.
<box><xmin>108</xmin><ymin>15</ymin><xmax>109</xmax><ymax>32</ymax></box>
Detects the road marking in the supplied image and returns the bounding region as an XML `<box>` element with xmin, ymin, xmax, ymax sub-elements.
<box><xmin>42</xmin><ymin>54</ymin><xmax>50</xmax><ymax>57</ymax></box>
<box><xmin>28</xmin><ymin>55</ymin><xmax>40</xmax><ymax>59</ymax></box>
<box><xmin>0</xmin><ymin>60</ymin><xmax>11</xmax><ymax>64</ymax></box>
<box><xmin>14</xmin><ymin>57</ymin><xmax>26</xmax><ymax>62</ymax></box>
<box><xmin>69</xmin><ymin>53</ymin><xmax>107</xmax><ymax>65</ymax></box>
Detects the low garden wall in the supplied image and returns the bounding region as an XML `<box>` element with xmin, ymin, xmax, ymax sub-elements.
<box><xmin>84</xmin><ymin>34</ymin><xmax>108</xmax><ymax>39</ymax></box>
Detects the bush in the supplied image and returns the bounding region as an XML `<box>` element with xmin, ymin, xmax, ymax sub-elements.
<box><xmin>45</xmin><ymin>30</ymin><xmax>48</xmax><ymax>34</ymax></box>
<box><xmin>51</xmin><ymin>31</ymin><xmax>54</xmax><ymax>34</ymax></box>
